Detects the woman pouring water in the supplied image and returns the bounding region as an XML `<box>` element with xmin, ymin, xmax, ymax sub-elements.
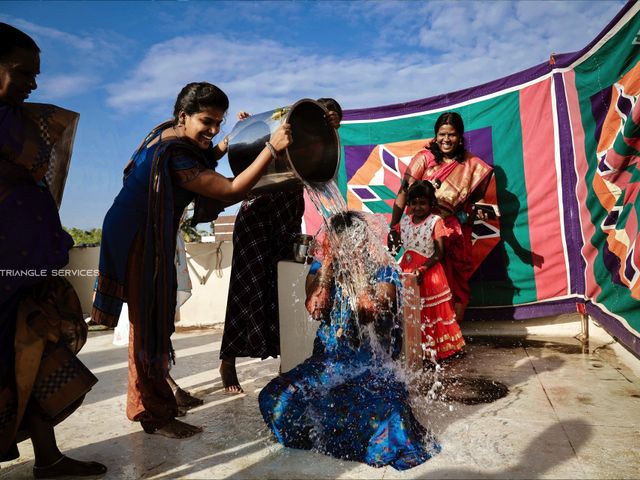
<box><xmin>92</xmin><ymin>82</ymin><xmax>292</xmax><ymax>438</ymax></box>
<box><xmin>219</xmin><ymin>98</ymin><xmax>342</xmax><ymax>393</ymax></box>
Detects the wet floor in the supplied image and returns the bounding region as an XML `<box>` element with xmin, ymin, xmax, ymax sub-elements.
<box><xmin>1</xmin><ymin>319</ymin><xmax>639</xmax><ymax>479</ymax></box>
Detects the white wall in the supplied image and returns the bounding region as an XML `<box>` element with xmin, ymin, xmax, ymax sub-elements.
<box><xmin>177</xmin><ymin>242</ymin><xmax>233</xmax><ymax>327</ymax></box>
<box><xmin>65</xmin><ymin>242</ymin><xmax>233</xmax><ymax>326</ymax></box>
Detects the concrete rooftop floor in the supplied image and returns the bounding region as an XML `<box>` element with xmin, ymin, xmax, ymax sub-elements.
<box><xmin>1</xmin><ymin>316</ymin><xmax>639</xmax><ymax>479</ymax></box>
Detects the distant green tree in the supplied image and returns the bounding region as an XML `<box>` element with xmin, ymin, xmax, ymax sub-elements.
<box><xmin>64</xmin><ymin>227</ymin><xmax>102</xmax><ymax>246</ymax></box>
<box><xmin>177</xmin><ymin>202</ymin><xmax>214</xmax><ymax>242</ymax></box>
<box><xmin>179</xmin><ymin>220</ymin><xmax>202</xmax><ymax>243</ymax></box>
<box><xmin>179</xmin><ymin>202</ymin><xmax>201</xmax><ymax>242</ymax></box>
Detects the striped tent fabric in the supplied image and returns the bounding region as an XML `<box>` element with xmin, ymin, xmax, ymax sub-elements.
<box><xmin>302</xmin><ymin>2</ymin><xmax>640</xmax><ymax>356</ymax></box>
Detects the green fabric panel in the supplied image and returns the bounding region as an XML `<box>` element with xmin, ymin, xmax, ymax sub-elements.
<box><xmin>574</xmin><ymin>15</ymin><xmax>640</xmax><ymax>94</ymax></box>
<box><xmin>337</xmin><ymin>143</ymin><xmax>348</xmax><ymax>196</ymax></box>
<box><xmin>368</xmin><ymin>185</ymin><xmax>397</xmax><ymax>200</ymax></box>
<box><xmin>364</xmin><ymin>200</ymin><xmax>393</xmax><ymax>214</ymax></box>
<box><xmin>340</xmin><ymin>113</ymin><xmax>447</xmax><ymax>147</ymax></box>
<box><xmin>574</xmin><ymin>10</ymin><xmax>640</xmax><ymax>336</ymax></box>
<box><xmin>468</xmin><ymin>92</ymin><xmax>537</xmax><ymax>306</ymax></box>
<box><xmin>342</xmin><ymin>92</ymin><xmax>537</xmax><ymax>306</ymax></box>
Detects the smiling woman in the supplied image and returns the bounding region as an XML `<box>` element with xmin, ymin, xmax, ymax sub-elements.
<box><xmin>389</xmin><ymin>112</ymin><xmax>493</xmax><ymax>322</ymax></box>
<box><xmin>91</xmin><ymin>81</ymin><xmax>292</xmax><ymax>439</ymax></box>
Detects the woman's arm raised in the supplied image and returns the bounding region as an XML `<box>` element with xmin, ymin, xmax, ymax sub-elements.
<box><xmin>181</xmin><ymin>123</ymin><xmax>291</xmax><ymax>202</ymax></box>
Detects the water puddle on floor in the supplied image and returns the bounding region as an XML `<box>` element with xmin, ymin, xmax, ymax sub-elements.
<box><xmin>438</xmin><ymin>376</ymin><xmax>509</xmax><ymax>404</ymax></box>
<box><xmin>413</xmin><ymin>374</ymin><xmax>509</xmax><ymax>406</ymax></box>
<box><xmin>466</xmin><ymin>335</ymin><xmax>589</xmax><ymax>354</ymax></box>
<box><xmin>412</xmin><ymin>335</ymin><xmax>604</xmax><ymax>407</ymax></box>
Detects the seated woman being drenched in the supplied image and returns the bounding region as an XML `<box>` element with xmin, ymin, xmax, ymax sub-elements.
<box><xmin>258</xmin><ymin>211</ymin><xmax>440</xmax><ymax>470</ymax></box>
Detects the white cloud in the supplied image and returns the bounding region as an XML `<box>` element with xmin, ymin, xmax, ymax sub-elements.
<box><xmin>105</xmin><ymin>0</ymin><xmax>626</xmax><ymax>117</ymax></box>
<box><xmin>415</xmin><ymin>0</ymin><xmax>625</xmax><ymax>62</ymax></box>
<box><xmin>37</xmin><ymin>74</ymin><xmax>98</xmax><ymax>100</ymax></box>
<box><xmin>1</xmin><ymin>15</ymin><xmax>131</xmax><ymax>101</ymax></box>
<box><xmin>0</xmin><ymin>16</ymin><xmax>95</xmax><ymax>51</ymax></box>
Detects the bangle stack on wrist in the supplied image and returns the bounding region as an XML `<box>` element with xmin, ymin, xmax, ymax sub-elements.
<box><xmin>265</xmin><ymin>141</ymin><xmax>278</xmax><ymax>159</ymax></box>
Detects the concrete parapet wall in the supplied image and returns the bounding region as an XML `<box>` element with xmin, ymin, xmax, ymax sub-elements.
<box><xmin>65</xmin><ymin>242</ymin><xmax>233</xmax><ymax>326</ymax></box>
<box><xmin>177</xmin><ymin>241</ymin><xmax>233</xmax><ymax>327</ymax></box>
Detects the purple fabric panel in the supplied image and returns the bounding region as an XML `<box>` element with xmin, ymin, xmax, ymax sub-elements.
<box><xmin>465</xmin><ymin>127</ymin><xmax>494</xmax><ymax>165</ymax></box>
<box><xmin>344</xmin><ymin>145</ymin><xmax>376</xmax><ymax>182</ymax></box>
<box><xmin>554</xmin><ymin>72</ymin><xmax>586</xmax><ymax>295</ymax></box>
<box><xmin>617</xmin><ymin>92</ymin><xmax>634</xmax><ymax>119</ymax></box>
<box><xmin>603</xmin><ymin>241</ymin><xmax>625</xmax><ymax>286</ymax></box>
<box><xmin>603</xmin><ymin>209</ymin><xmax>620</xmax><ymax>228</ymax></box>
<box><xmin>382</xmin><ymin>148</ymin><xmax>397</xmax><ymax>171</ymax></box>
<box><xmin>591</xmin><ymin>86</ymin><xmax>613</xmax><ymax>144</ymax></box>
<box><xmin>344</xmin><ymin>62</ymin><xmax>551</xmax><ymax>121</ymax></box>
<box><xmin>466</xmin><ymin>298</ymin><xmax>578</xmax><ymax>321</ymax></box>
<box><xmin>586</xmin><ymin>303</ymin><xmax>640</xmax><ymax>357</ymax></box>
<box><xmin>625</xmin><ymin>251</ymin><xmax>637</xmax><ymax>282</ymax></box>
<box><xmin>552</xmin><ymin>2</ymin><xmax>637</xmax><ymax>68</ymax></box>
<box><xmin>352</xmin><ymin>187</ymin><xmax>376</xmax><ymax>200</ymax></box>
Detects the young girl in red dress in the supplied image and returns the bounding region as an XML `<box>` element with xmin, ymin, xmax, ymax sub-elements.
<box><xmin>389</xmin><ymin>181</ymin><xmax>465</xmax><ymax>362</ymax></box>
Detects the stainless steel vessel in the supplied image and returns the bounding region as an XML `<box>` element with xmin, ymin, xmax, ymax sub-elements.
<box><xmin>292</xmin><ymin>233</ymin><xmax>314</xmax><ymax>263</ymax></box>
<box><xmin>228</xmin><ymin>99</ymin><xmax>340</xmax><ymax>193</ymax></box>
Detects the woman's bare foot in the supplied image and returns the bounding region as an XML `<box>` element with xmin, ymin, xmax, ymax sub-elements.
<box><xmin>148</xmin><ymin>419</ymin><xmax>203</xmax><ymax>439</ymax></box>
<box><xmin>33</xmin><ymin>455</ymin><xmax>107</xmax><ymax>478</ymax></box>
<box><xmin>174</xmin><ymin>387</ymin><xmax>204</xmax><ymax>409</ymax></box>
<box><xmin>219</xmin><ymin>360</ymin><xmax>243</xmax><ymax>393</ymax></box>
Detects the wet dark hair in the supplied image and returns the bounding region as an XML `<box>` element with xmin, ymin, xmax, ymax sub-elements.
<box><xmin>428</xmin><ymin>111</ymin><xmax>466</xmax><ymax>164</ymax></box>
<box><xmin>407</xmin><ymin>180</ymin><xmax>437</xmax><ymax>207</ymax></box>
<box><xmin>329</xmin><ymin>210</ymin><xmax>365</xmax><ymax>235</ymax></box>
<box><xmin>173</xmin><ymin>82</ymin><xmax>229</xmax><ymax>124</ymax></box>
<box><xmin>317</xmin><ymin>97</ymin><xmax>343</xmax><ymax>121</ymax></box>
<box><xmin>0</xmin><ymin>23</ymin><xmax>40</xmax><ymax>62</ymax></box>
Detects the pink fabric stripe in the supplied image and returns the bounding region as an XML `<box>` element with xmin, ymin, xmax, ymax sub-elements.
<box><xmin>303</xmin><ymin>189</ymin><xmax>322</xmax><ymax>235</ymax></box>
<box><xmin>564</xmin><ymin>71</ymin><xmax>601</xmax><ymax>299</ymax></box>
<box><xmin>519</xmin><ymin>79</ymin><xmax>569</xmax><ymax>299</ymax></box>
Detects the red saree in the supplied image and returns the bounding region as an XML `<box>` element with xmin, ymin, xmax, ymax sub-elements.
<box><xmin>404</xmin><ymin>146</ymin><xmax>493</xmax><ymax>306</ymax></box>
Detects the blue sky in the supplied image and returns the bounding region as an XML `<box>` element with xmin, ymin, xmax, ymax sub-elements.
<box><xmin>1</xmin><ymin>0</ymin><xmax>626</xmax><ymax>229</ymax></box>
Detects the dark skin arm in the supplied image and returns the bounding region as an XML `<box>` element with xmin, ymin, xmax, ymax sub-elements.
<box><xmin>386</xmin><ymin>225</ymin><xmax>402</xmax><ymax>255</ymax></box>
<box><xmin>208</xmin><ymin>111</ymin><xmax>252</xmax><ymax>161</ymax></box>
<box><xmin>180</xmin><ymin>124</ymin><xmax>291</xmax><ymax>203</ymax></box>
<box><xmin>390</xmin><ymin>175</ymin><xmax>412</xmax><ymax>227</ymax></box>
<box><xmin>388</xmin><ymin>174</ymin><xmax>413</xmax><ymax>247</ymax></box>
<box><xmin>209</xmin><ymin>136</ymin><xmax>229</xmax><ymax>162</ymax></box>
<box><xmin>305</xmin><ymin>263</ymin><xmax>334</xmax><ymax>321</ymax></box>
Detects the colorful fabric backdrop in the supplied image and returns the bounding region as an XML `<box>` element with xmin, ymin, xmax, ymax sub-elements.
<box><xmin>302</xmin><ymin>2</ymin><xmax>640</xmax><ymax>355</ymax></box>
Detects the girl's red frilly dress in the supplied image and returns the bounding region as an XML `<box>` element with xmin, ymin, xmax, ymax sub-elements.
<box><xmin>397</xmin><ymin>213</ymin><xmax>465</xmax><ymax>361</ymax></box>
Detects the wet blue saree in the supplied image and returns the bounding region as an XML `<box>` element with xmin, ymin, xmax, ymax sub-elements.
<box><xmin>259</xmin><ymin>265</ymin><xmax>440</xmax><ymax>470</ymax></box>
